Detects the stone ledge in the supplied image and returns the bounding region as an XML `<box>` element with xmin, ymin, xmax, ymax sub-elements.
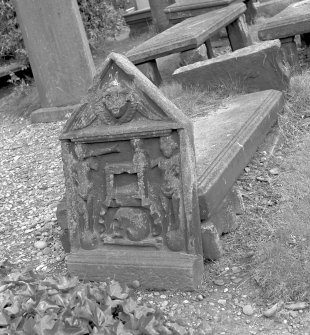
<box><xmin>30</xmin><ymin>104</ymin><xmax>81</xmax><ymax>123</ymax></box>
<box><xmin>67</xmin><ymin>250</ymin><xmax>204</xmax><ymax>290</ymax></box>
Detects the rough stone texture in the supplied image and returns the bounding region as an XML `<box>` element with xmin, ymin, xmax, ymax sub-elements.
<box><xmin>226</xmin><ymin>14</ymin><xmax>252</xmax><ymax>50</ymax></box>
<box><xmin>30</xmin><ymin>104</ymin><xmax>81</xmax><ymax>124</ymax></box>
<box><xmin>126</xmin><ymin>2</ymin><xmax>247</xmax><ymax>64</ymax></box>
<box><xmin>123</xmin><ymin>8</ymin><xmax>153</xmax><ymax>37</ymax></box>
<box><xmin>201</xmin><ymin>222</ymin><xmax>223</xmax><ymax>260</ymax></box>
<box><xmin>59</xmin><ymin>52</ymin><xmax>203</xmax><ymax>290</ymax></box>
<box><xmin>258</xmin><ymin>0</ymin><xmax>310</xmax><ymax>40</ymax></box>
<box><xmin>14</xmin><ymin>0</ymin><xmax>95</xmax><ymax>108</ymax></box>
<box><xmin>256</xmin><ymin>0</ymin><xmax>303</xmax><ymax>18</ymax></box>
<box><xmin>173</xmin><ymin>40</ymin><xmax>290</xmax><ymax>93</ymax></box>
<box><xmin>193</xmin><ymin>90</ymin><xmax>284</xmax><ymax>221</ymax></box>
<box><xmin>180</xmin><ymin>44</ymin><xmax>208</xmax><ymax>66</ymax></box>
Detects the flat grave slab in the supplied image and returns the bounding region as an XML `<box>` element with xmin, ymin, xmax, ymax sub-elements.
<box><xmin>123</xmin><ymin>8</ymin><xmax>152</xmax><ymax>36</ymax></box>
<box><xmin>164</xmin><ymin>0</ymin><xmax>237</xmax><ymax>24</ymax></box>
<box><xmin>194</xmin><ymin>90</ymin><xmax>283</xmax><ymax>226</ymax></box>
<box><xmin>258</xmin><ymin>0</ymin><xmax>310</xmax><ymax>40</ymax></box>
<box><xmin>127</xmin><ymin>3</ymin><xmax>251</xmax><ymax>85</ymax></box>
<box><xmin>173</xmin><ymin>40</ymin><xmax>290</xmax><ymax>93</ymax></box>
<box><xmin>127</xmin><ymin>2</ymin><xmax>246</xmax><ymax>64</ymax></box>
<box><xmin>256</xmin><ymin>0</ymin><xmax>303</xmax><ymax>18</ymax></box>
<box><xmin>258</xmin><ymin>0</ymin><xmax>310</xmax><ymax>70</ymax></box>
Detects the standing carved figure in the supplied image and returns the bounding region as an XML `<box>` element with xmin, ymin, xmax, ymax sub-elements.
<box><xmin>152</xmin><ymin>135</ymin><xmax>186</xmax><ymax>251</ymax></box>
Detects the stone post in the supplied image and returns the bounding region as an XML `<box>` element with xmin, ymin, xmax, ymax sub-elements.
<box><xmin>14</xmin><ymin>0</ymin><xmax>96</xmax><ymax>123</ymax></box>
<box><xmin>149</xmin><ymin>0</ymin><xmax>174</xmax><ymax>32</ymax></box>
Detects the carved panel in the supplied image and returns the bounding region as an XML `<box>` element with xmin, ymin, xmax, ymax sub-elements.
<box><xmin>65</xmin><ymin>130</ymin><xmax>191</xmax><ymax>252</ymax></box>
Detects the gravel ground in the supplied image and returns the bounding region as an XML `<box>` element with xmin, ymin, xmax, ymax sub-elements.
<box><xmin>0</xmin><ymin>104</ymin><xmax>67</xmax><ymax>275</ymax></box>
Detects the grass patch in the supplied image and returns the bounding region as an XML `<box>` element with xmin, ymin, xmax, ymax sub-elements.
<box><xmin>218</xmin><ymin>69</ymin><xmax>310</xmax><ymax>302</ymax></box>
<box><xmin>160</xmin><ymin>80</ymin><xmax>246</xmax><ymax>118</ymax></box>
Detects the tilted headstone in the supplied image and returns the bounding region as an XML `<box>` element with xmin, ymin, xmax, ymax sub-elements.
<box><xmin>59</xmin><ymin>53</ymin><xmax>203</xmax><ymax>290</ymax></box>
<box><xmin>14</xmin><ymin>0</ymin><xmax>95</xmax><ymax>120</ymax></box>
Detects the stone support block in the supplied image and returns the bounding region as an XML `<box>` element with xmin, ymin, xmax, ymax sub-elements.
<box><xmin>226</xmin><ymin>14</ymin><xmax>252</xmax><ymax>51</ymax></box>
<box><xmin>201</xmin><ymin>222</ymin><xmax>223</xmax><ymax>260</ymax></box>
<box><xmin>179</xmin><ymin>44</ymin><xmax>208</xmax><ymax>66</ymax></box>
<box><xmin>136</xmin><ymin>60</ymin><xmax>162</xmax><ymax>86</ymax></box>
<box><xmin>173</xmin><ymin>40</ymin><xmax>290</xmax><ymax>93</ymax></box>
<box><xmin>280</xmin><ymin>37</ymin><xmax>301</xmax><ymax>73</ymax></box>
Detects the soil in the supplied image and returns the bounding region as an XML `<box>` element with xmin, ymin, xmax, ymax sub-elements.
<box><xmin>1</xmin><ymin>30</ymin><xmax>310</xmax><ymax>335</ymax></box>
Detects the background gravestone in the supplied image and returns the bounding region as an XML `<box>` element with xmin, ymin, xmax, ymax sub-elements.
<box><xmin>59</xmin><ymin>52</ymin><xmax>204</xmax><ymax>290</ymax></box>
<box><xmin>14</xmin><ymin>0</ymin><xmax>95</xmax><ymax>122</ymax></box>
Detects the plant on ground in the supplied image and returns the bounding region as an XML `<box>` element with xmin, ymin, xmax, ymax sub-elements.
<box><xmin>0</xmin><ymin>262</ymin><xmax>187</xmax><ymax>334</ymax></box>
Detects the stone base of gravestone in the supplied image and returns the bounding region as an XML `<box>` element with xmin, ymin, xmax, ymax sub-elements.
<box><xmin>30</xmin><ymin>104</ymin><xmax>82</xmax><ymax>123</ymax></box>
<box><xmin>173</xmin><ymin>40</ymin><xmax>290</xmax><ymax>93</ymax></box>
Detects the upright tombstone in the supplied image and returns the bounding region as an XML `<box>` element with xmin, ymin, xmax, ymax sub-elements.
<box><xmin>59</xmin><ymin>53</ymin><xmax>204</xmax><ymax>290</ymax></box>
<box><xmin>14</xmin><ymin>0</ymin><xmax>96</xmax><ymax>123</ymax></box>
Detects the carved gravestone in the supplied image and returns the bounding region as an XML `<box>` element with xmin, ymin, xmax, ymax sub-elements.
<box><xmin>59</xmin><ymin>53</ymin><xmax>203</xmax><ymax>290</ymax></box>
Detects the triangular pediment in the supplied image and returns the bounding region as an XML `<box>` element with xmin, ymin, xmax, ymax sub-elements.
<box><xmin>61</xmin><ymin>53</ymin><xmax>190</xmax><ymax>141</ymax></box>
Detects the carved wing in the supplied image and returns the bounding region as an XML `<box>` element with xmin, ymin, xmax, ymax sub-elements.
<box><xmin>71</xmin><ymin>103</ymin><xmax>98</xmax><ymax>130</ymax></box>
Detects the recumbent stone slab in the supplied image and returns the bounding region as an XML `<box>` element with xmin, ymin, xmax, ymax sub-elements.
<box><xmin>258</xmin><ymin>0</ymin><xmax>310</xmax><ymax>40</ymax></box>
<box><xmin>14</xmin><ymin>0</ymin><xmax>95</xmax><ymax>109</ymax></box>
<box><xmin>126</xmin><ymin>2</ymin><xmax>247</xmax><ymax>64</ymax></box>
<box><xmin>255</xmin><ymin>0</ymin><xmax>303</xmax><ymax>18</ymax></box>
<box><xmin>165</xmin><ymin>0</ymin><xmax>237</xmax><ymax>24</ymax></box>
<box><xmin>194</xmin><ymin>90</ymin><xmax>284</xmax><ymax>222</ymax></box>
<box><xmin>173</xmin><ymin>40</ymin><xmax>290</xmax><ymax>93</ymax></box>
<box><xmin>59</xmin><ymin>52</ymin><xmax>203</xmax><ymax>290</ymax></box>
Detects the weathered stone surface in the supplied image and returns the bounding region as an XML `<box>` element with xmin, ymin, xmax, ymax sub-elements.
<box><xmin>201</xmin><ymin>222</ymin><xmax>223</xmax><ymax>260</ymax></box>
<box><xmin>123</xmin><ymin>8</ymin><xmax>153</xmax><ymax>37</ymax></box>
<box><xmin>173</xmin><ymin>40</ymin><xmax>290</xmax><ymax>93</ymax></box>
<box><xmin>31</xmin><ymin>104</ymin><xmax>81</xmax><ymax>123</ymax></box>
<box><xmin>193</xmin><ymin>90</ymin><xmax>284</xmax><ymax>221</ymax></box>
<box><xmin>180</xmin><ymin>44</ymin><xmax>208</xmax><ymax>66</ymax></box>
<box><xmin>14</xmin><ymin>0</ymin><xmax>95</xmax><ymax>108</ymax></box>
<box><xmin>126</xmin><ymin>2</ymin><xmax>247</xmax><ymax>64</ymax></box>
<box><xmin>258</xmin><ymin>0</ymin><xmax>310</xmax><ymax>40</ymax></box>
<box><xmin>256</xmin><ymin>0</ymin><xmax>303</xmax><ymax>18</ymax></box>
<box><xmin>59</xmin><ymin>52</ymin><xmax>203</xmax><ymax>290</ymax></box>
